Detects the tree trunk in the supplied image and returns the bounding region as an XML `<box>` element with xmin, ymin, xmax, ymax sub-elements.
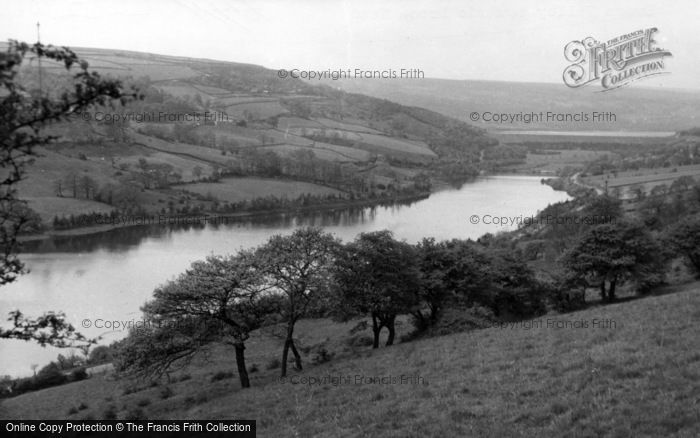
<box><xmin>600</xmin><ymin>281</ymin><xmax>607</xmax><ymax>302</ymax></box>
<box><xmin>234</xmin><ymin>343</ymin><xmax>250</xmax><ymax>389</ymax></box>
<box><xmin>385</xmin><ymin>316</ymin><xmax>396</xmax><ymax>346</ymax></box>
<box><xmin>289</xmin><ymin>339</ymin><xmax>302</xmax><ymax>371</ymax></box>
<box><xmin>281</xmin><ymin>338</ymin><xmax>290</xmax><ymax>378</ymax></box>
<box><xmin>281</xmin><ymin>322</ymin><xmax>301</xmax><ymax>377</ymax></box>
<box><xmin>411</xmin><ymin>310</ymin><xmax>428</xmax><ymax>333</ymax></box>
<box><xmin>608</xmin><ymin>280</ymin><xmax>616</xmax><ymax>302</ymax></box>
<box><xmin>371</xmin><ymin>314</ymin><xmax>381</xmax><ymax>349</ymax></box>
<box><xmin>689</xmin><ymin>256</ymin><xmax>700</xmax><ymax>278</ymax></box>
<box><xmin>429</xmin><ymin>303</ymin><xmax>440</xmax><ymax>325</ymax></box>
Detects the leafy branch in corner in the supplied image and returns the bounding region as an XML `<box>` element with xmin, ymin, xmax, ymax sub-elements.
<box><xmin>1</xmin><ymin>310</ymin><xmax>98</xmax><ymax>348</ymax></box>
<box><xmin>1</xmin><ymin>39</ymin><xmax>141</xmax><ymax>347</ymax></box>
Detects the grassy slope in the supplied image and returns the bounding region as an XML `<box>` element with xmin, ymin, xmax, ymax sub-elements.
<box><xmin>3</xmin><ymin>283</ymin><xmax>700</xmax><ymax>437</ymax></box>
<box><xmin>180</xmin><ymin>177</ymin><xmax>344</xmax><ymax>203</ymax></box>
<box><xmin>582</xmin><ymin>164</ymin><xmax>700</xmax><ymax>193</ymax></box>
<box><xmin>199</xmin><ymin>283</ymin><xmax>700</xmax><ymax>438</ymax></box>
<box><xmin>68</xmin><ymin>47</ymin><xmax>466</xmax><ymax>164</ymax></box>
<box><xmin>507</xmin><ymin>150</ymin><xmax>615</xmax><ymax>175</ymax></box>
<box><xmin>17</xmin><ymin>147</ymin><xmax>120</xmax><ymax>221</ymax></box>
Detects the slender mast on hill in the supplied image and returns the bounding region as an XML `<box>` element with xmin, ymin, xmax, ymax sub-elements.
<box><xmin>37</xmin><ymin>22</ymin><xmax>43</xmax><ymax>95</ymax></box>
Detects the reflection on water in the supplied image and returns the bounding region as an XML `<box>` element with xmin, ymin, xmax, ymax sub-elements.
<box><xmin>19</xmin><ymin>201</ymin><xmax>419</xmax><ymax>254</ymax></box>
<box><xmin>0</xmin><ymin>176</ymin><xmax>568</xmax><ymax>377</ymax></box>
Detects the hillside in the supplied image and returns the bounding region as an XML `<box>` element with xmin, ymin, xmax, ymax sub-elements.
<box><xmin>2</xmin><ymin>282</ymin><xmax>699</xmax><ymax>437</ymax></box>
<box><xmin>8</xmin><ymin>45</ymin><xmax>494</xmax><ymax>232</ymax></box>
<box><xmin>321</xmin><ymin>78</ymin><xmax>700</xmax><ymax>133</ymax></box>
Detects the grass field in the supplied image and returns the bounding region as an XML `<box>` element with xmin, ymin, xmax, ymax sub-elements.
<box><xmin>156</xmin><ymin>83</ymin><xmax>215</xmax><ymax>99</ymax></box>
<box><xmin>76</xmin><ymin>52</ymin><xmax>201</xmax><ymax>81</ymax></box>
<box><xmin>277</xmin><ymin>117</ymin><xmax>324</xmax><ymax>130</ymax></box>
<box><xmin>156</xmin><ymin>82</ymin><xmax>233</xmax><ymax>100</ymax></box>
<box><xmin>509</xmin><ymin>150</ymin><xmax>616</xmax><ymax>175</ymax></box>
<box><xmin>582</xmin><ymin>164</ymin><xmax>700</xmax><ymax>193</ymax></box>
<box><xmin>260</xmin><ymin>143</ymin><xmax>371</xmax><ymax>162</ymax></box>
<box><xmin>222</xmin><ymin>101</ymin><xmax>289</xmax><ymax>120</ymax></box>
<box><xmin>180</xmin><ymin>177</ymin><xmax>344</xmax><ymax>203</ymax></box>
<box><xmin>352</xmin><ymin>133</ymin><xmax>435</xmax><ymax>157</ymax></box>
<box><xmin>316</xmin><ymin>118</ymin><xmax>385</xmax><ymax>134</ymax></box>
<box><xmin>129</xmin><ymin>131</ymin><xmax>233</xmax><ymax>165</ymax></box>
<box><xmin>198</xmin><ymin>128</ymin><xmax>261</xmax><ymax>148</ymax></box>
<box><xmin>3</xmin><ymin>283</ymin><xmax>699</xmax><ymax>437</ymax></box>
<box><xmin>117</xmin><ymin>151</ymin><xmax>215</xmax><ymax>181</ymax></box>
<box><xmin>216</xmin><ymin>97</ymin><xmax>280</xmax><ymax>107</ymax></box>
<box><xmin>24</xmin><ymin>197</ymin><xmax>115</xmax><ymax>222</ymax></box>
<box><xmin>298</xmin><ymin>128</ymin><xmax>436</xmax><ymax>158</ymax></box>
<box><xmin>16</xmin><ymin>147</ymin><xmax>125</xmax><ymax>198</ymax></box>
<box><xmin>291</xmin><ymin>127</ymin><xmax>365</xmax><ymax>143</ymax></box>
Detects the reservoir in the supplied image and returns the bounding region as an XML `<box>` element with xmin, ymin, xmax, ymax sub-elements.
<box><xmin>0</xmin><ymin>175</ymin><xmax>569</xmax><ymax>377</ymax></box>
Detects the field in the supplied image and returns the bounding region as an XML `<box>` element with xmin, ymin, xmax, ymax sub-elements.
<box><xmin>117</xmin><ymin>151</ymin><xmax>215</xmax><ymax>181</ymax></box>
<box><xmin>222</xmin><ymin>101</ymin><xmax>289</xmax><ymax>119</ymax></box>
<box><xmin>128</xmin><ymin>131</ymin><xmax>234</xmax><ymax>165</ymax></box>
<box><xmin>65</xmin><ymin>50</ymin><xmax>202</xmax><ymax>81</ymax></box>
<box><xmin>217</xmin><ymin>97</ymin><xmax>280</xmax><ymax>107</ymax></box>
<box><xmin>502</xmin><ymin>150</ymin><xmax>616</xmax><ymax>175</ymax></box>
<box><xmin>202</xmin><ymin>126</ymin><xmax>260</xmax><ymax>148</ymax></box>
<box><xmin>260</xmin><ymin>143</ymin><xmax>371</xmax><ymax>162</ymax></box>
<box><xmin>14</xmin><ymin>142</ymin><xmax>198</xmax><ymax>220</ymax></box>
<box><xmin>15</xmin><ymin>146</ymin><xmax>126</xmax><ymax>221</ymax></box>
<box><xmin>277</xmin><ymin>117</ymin><xmax>384</xmax><ymax>135</ymax></box>
<box><xmin>582</xmin><ymin>164</ymin><xmax>700</xmax><ymax>194</ymax></box>
<box><xmin>315</xmin><ymin>118</ymin><xmax>386</xmax><ymax>134</ymax></box>
<box><xmin>3</xmin><ymin>282</ymin><xmax>699</xmax><ymax>437</ymax></box>
<box><xmin>277</xmin><ymin>117</ymin><xmax>324</xmax><ymax>130</ymax></box>
<box><xmin>25</xmin><ymin>197</ymin><xmax>115</xmax><ymax>222</ymax></box>
<box><xmin>16</xmin><ymin>147</ymin><xmax>124</xmax><ymax>198</ymax></box>
<box><xmin>156</xmin><ymin>82</ymin><xmax>233</xmax><ymax>99</ymax></box>
<box><xmin>42</xmin><ymin>57</ymin><xmax>200</xmax><ymax>81</ymax></box>
<box><xmin>180</xmin><ymin>177</ymin><xmax>344</xmax><ymax>203</ymax></box>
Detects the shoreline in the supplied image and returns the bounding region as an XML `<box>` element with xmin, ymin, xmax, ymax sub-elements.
<box><xmin>18</xmin><ymin>173</ymin><xmax>560</xmax><ymax>243</ymax></box>
<box><xmin>18</xmin><ymin>191</ymin><xmax>433</xmax><ymax>243</ymax></box>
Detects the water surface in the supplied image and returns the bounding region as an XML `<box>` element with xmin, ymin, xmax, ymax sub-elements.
<box><xmin>0</xmin><ymin>176</ymin><xmax>569</xmax><ymax>377</ymax></box>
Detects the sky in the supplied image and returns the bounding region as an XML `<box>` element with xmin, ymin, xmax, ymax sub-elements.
<box><xmin>0</xmin><ymin>0</ymin><xmax>698</xmax><ymax>88</ymax></box>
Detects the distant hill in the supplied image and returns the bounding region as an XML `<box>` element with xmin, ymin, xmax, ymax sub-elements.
<box><xmin>318</xmin><ymin>77</ymin><xmax>700</xmax><ymax>133</ymax></box>
<box><xmin>7</xmin><ymin>44</ymin><xmax>493</xmax><ymax>230</ymax></box>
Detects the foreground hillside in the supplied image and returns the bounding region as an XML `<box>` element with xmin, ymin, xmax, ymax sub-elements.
<box><xmin>2</xmin><ymin>282</ymin><xmax>699</xmax><ymax>437</ymax></box>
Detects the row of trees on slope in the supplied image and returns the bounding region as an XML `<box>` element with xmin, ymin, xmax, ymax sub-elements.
<box><xmin>518</xmin><ymin>193</ymin><xmax>700</xmax><ymax>305</ymax></box>
<box><xmin>114</xmin><ymin>194</ymin><xmax>700</xmax><ymax>390</ymax></box>
<box><xmin>115</xmin><ymin>228</ymin><xmax>547</xmax><ymax>388</ymax></box>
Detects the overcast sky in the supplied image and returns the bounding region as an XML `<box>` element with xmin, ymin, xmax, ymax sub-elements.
<box><xmin>1</xmin><ymin>0</ymin><xmax>698</xmax><ymax>89</ymax></box>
